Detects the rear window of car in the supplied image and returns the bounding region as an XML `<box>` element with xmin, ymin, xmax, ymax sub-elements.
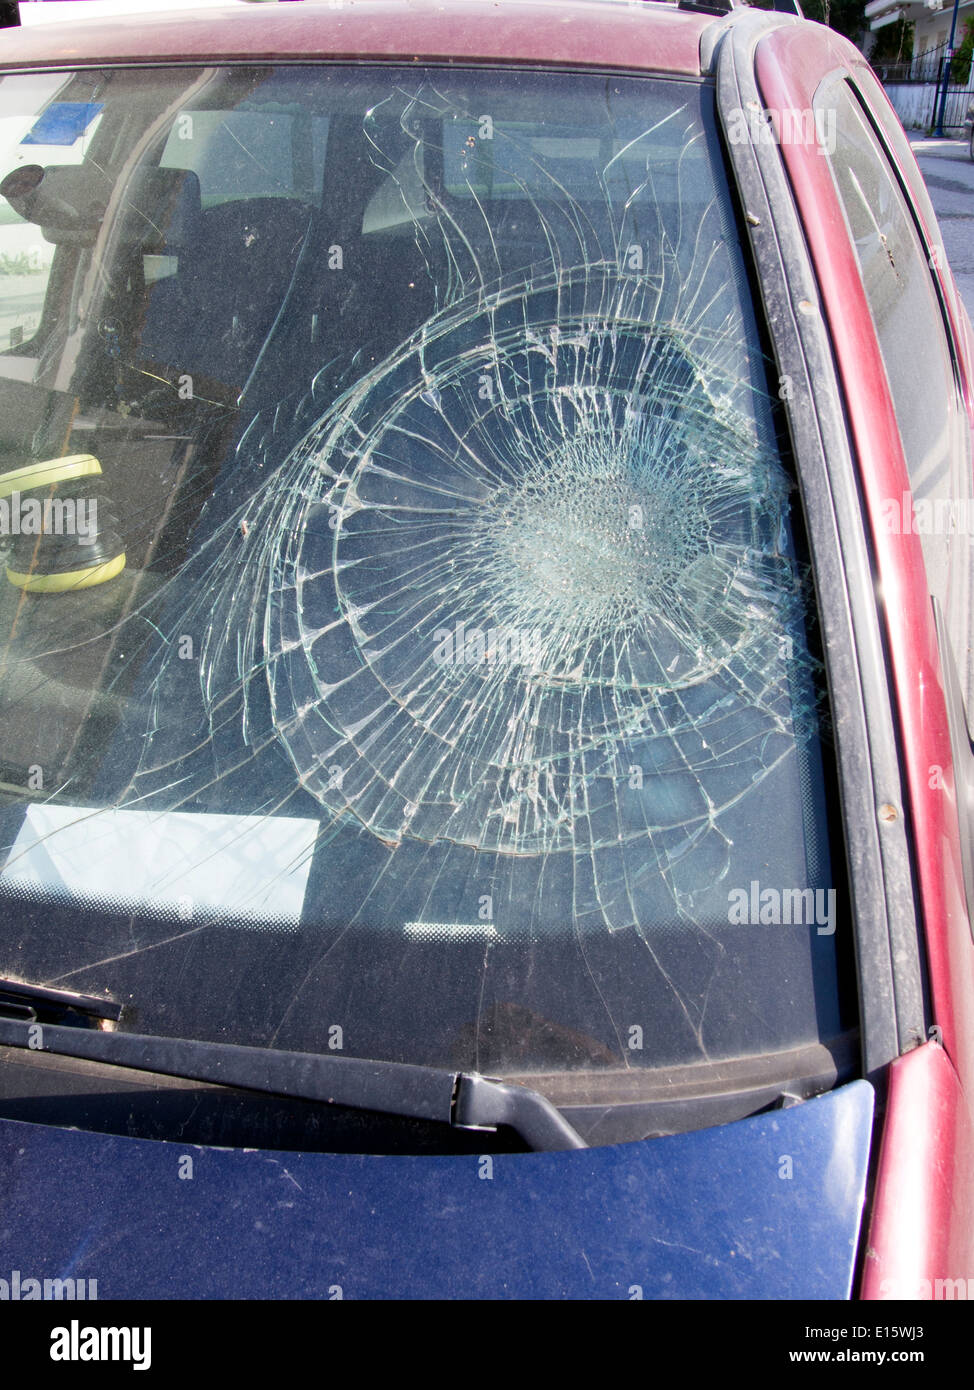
<box><xmin>0</xmin><ymin>64</ymin><xmax>851</xmax><ymax>1124</ymax></box>
<box><xmin>814</xmin><ymin>75</ymin><xmax>972</xmax><ymax>634</ymax></box>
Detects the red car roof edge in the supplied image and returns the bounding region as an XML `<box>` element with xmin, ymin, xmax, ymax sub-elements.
<box><xmin>0</xmin><ymin>0</ymin><xmax>713</xmax><ymax>76</ymax></box>
<box><xmin>758</xmin><ymin>19</ymin><xmax>974</xmax><ymax>1085</ymax></box>
<box><xmin>755</xmin><ymin>19</ymin><xmax>974</xmax><ymax>1294</ymax></box>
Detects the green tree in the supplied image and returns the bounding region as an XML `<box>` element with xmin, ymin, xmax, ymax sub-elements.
<box><xmin>798</xmin><ymin>0</ymin><xmax>867</xmax><ymax>43</ymax></box>
<box><xmin>950</xmin><ymin>15</ymin><xmax>974</xmax><ymax>85</ymax></box>
<box><xmin>871</xmin><ymin>16</ymin><xmax>914</xmax><ymax>64</ymax></box>
<box><xmin>744</xmin><ymin>0</ymin><xmax>866</xmax><ymax>41</ymax></box>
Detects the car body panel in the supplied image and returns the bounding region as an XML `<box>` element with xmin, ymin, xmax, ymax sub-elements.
<box><xmin>755</xmin><ymin>21</ymin><xmax>974</xmax><ymax>1295</ymax></box>
<box><xmin>717</xmin><ymin>9</ymin><xmax>925</xmax><ymax>1079</ymax></box>
<box><xmin>0</xmin><ymin>0</ymin><xmax>711</xmax><ymax>76</ymax></box>
<box><xmin>860</xmin><ymin>1041</ymin><xmax>974</xmax><ymax>1299</ymax></box>
<box><xmin>757</xmin><ymin>19</ymin><xmax>974</xmax><ymax>1082</ymax></box>
<box><xmin>0</xmin><ymin>1079</ymin><xmax>874</xmax><ymax>1299</ymax></box>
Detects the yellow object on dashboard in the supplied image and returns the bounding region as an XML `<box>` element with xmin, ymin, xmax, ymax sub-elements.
<box><xmin>0</xmin><ymin>454</ymin><xmax>125</xmax><ymax>595</ymax></box>
<box><xmin>6</xmin><ymin>552</ymin><xmax>126</xmax><ymax>594</ymax></box>
<box><xmin>0</xmin><ymin>453</ymin><xmax>102</xmax><ymax>499</ymax></box>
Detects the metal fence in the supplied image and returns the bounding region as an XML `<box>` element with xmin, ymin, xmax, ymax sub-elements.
<box><xmin>874</xmin><ymin>36</ymin><xmax>974</xmax><ymax>132</ymax></box>
<box><xmin>873</xmin><ymin>37</ymin><xmax>971</xmax><ymax>86</ymax></box>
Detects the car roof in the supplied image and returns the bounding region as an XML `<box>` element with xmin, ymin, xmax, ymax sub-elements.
<box><xmin>0</xmin><ymin>0</ymin><xmax>721</xmax><ymax>76</ymax></box>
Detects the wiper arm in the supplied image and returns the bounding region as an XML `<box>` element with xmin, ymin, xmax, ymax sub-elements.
<box><xmin>0</xmin><ymin>1007</ymin><xmax>586</xmax><ymax>1153</ymax></box>
<box><xmin>0</xmin><ymin>976</ymin><xmax>122</xmax><ymax>1027</ymax></box>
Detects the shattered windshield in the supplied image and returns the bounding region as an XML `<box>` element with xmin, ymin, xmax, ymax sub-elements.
<box><xmin>0</xmin><ymin>64</ymin><xmax>850</xmax><ymax>1117</ymax></box>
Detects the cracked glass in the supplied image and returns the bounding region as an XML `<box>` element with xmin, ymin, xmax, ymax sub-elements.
<box><xmin>0</xmin><ymin>64</ymin><xmax>851</xmax><ymax>1137</ymax></box>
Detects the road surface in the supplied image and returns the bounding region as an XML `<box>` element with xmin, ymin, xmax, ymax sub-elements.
<box><xmin>911</xmin><ymin>135</ymin><xmax>974</xmax><ymax>329</ymax></box>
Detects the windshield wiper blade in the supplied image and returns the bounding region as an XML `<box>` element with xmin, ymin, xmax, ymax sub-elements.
<box><xmin>0</xmin><ymin>976</ymin><xmax>122</xmax><ymax>1027</ymax></box>
<box><xmin>0</xmin><ymin>1012</ymin><xmax>586</xmax><ymax>1152</ymax></box>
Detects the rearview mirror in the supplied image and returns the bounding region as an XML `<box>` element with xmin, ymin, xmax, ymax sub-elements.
<box><xmin>0</xmin><ymin>164</ymin><xmax>106</xmax><ymax>244</ymax></box>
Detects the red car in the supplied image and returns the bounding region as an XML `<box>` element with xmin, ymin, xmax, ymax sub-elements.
<box><xmin>0</xmin><ymin>0</ymin><xmax>970</xmax><ymax>1306</ymax></box>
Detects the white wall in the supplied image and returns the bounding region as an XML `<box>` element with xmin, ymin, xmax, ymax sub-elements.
<box><xmin>884</xmin><ymin>80</ymin><xmax>972</xmax><ymax>128</ymax></box>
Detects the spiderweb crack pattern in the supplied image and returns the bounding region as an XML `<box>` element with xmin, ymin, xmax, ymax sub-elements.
<box><xmin>125</xmin><ymin>80</ymin><xmax>823</xmax><ymax>940</ymax></box>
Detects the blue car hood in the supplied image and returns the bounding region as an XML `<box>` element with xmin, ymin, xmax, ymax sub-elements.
<box><xmin>0</xmin><ymin>1079</ymin><xmax>873</xmax><ymax>1299</ymax></box>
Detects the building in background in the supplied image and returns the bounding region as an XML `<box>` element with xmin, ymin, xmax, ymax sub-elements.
<box><xmin>866</xmin><ymin>0</ymin><xmax>973</xmax><ymax>56</ymax></box>
<box><xmin>864</xmin><ymin>0</ymin><xmax>974</xmax><ymax>128</ymax></box>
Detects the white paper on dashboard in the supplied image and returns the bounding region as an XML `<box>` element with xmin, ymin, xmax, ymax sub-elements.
<box><xmin>1</xmin><ymin>804</ymin><xmax>318</xmax><ymax>928</ymax></box>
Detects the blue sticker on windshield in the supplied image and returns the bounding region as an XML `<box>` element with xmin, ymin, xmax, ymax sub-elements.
<box><xmin>21</xmin><ymin>102</ymin><xmax>103</xmax><ymax>147</ymax></box>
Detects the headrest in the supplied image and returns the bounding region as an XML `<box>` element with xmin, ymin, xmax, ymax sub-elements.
<box><xmin>117</xmin><ymin>167</ymin><xmax>203</xmax><ymax>251</ymax></box>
